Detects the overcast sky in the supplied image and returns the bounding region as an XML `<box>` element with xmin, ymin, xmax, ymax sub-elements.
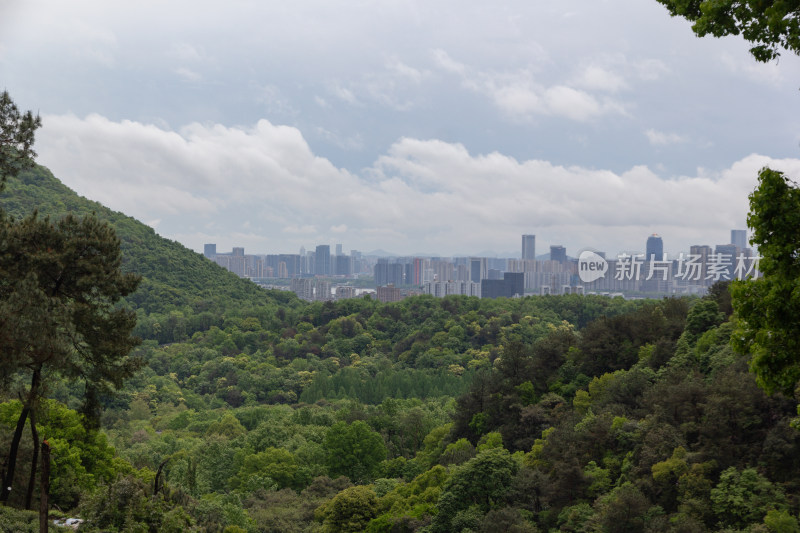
<box><xmin>2</xmin><ymin>0</ymin><xmax>799</xmax><ymax>258</ymax></box>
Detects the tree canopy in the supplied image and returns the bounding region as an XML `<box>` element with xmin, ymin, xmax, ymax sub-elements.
<box><xmin>655</xmin><ymin>0</ymin><xmax>800</xmax><ymax>62</ymax></box>
<box><xmin>731</xmin><ymin>167</ymin><xmax>800</xmax><ymax>395</ymax></box>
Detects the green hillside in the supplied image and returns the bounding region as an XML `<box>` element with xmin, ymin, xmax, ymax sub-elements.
<box><xmin>0</xmin><ymin>164</ymin><xmax>301</xmax><ymax>338</ymax></box>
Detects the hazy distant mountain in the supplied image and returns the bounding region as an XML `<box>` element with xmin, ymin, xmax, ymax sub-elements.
<box><xmin>365</xmin><ymin>249</ymin><xmax>398</xmax><ymax>257</ymax></box>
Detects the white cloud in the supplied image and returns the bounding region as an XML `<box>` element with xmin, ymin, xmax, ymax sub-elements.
<box><xmin>256</xmin><ymin>84</ymin><xmax>296</xmax><ymax>116</ymax></box>
<box><xmin>388</xmin><ymin>60</ymin><xmax>425</xmax><ymax>84</ymax></box>
<box><xmin>33</xmin><ymin>113</ymin><xmax>800</xmax><ymax>255</ymax></box>
<box><xmin>175</xmin><ymin>67</ymin><xmax>202</xmax><ymax>82</ymax></box>
<box><xmin>431</xmin><ymin>48</ymin><xmax>467</xmax><ymax>75</ymax></box>
<box><xmin>169</xmin><ymin>43</ymin><xmax>207</xmax><ymax>63</ymax></box>
<box><xmin>283</xmin><ymin>225</ymin><xmax>318</xmax><ymax>234</ymax></box>
<box><xmin>645</xmin><ymin>129</ymin><xmax>689</xmax><ymax>146</ymax></box>
<box><xmin>432</xmin><ymin>50</ymin><xmax>625</xmax><ymax>122</ymax></box>
<box><xmin>330</xmin><ymin>83</ymin><xmax>359</xmax><ymax>105</ymax></box>
<box><xmin>720</xmin><ymin>52</ymin><xmax>784</xmax><ymax>86</ymax></box>
<box><xmin>315</xmin><ymin>127</ymin><xmax>364</xmax><ymax>151</ymax></box>
<box><xmin>634</xmin><ymin>59</ymin><xmax>669</xmax><ymax>81</ymax></box>
<box><xmin>575</xmin><ymin>65</ymin><xmax>628</xmax><ymax>92</ymax></box>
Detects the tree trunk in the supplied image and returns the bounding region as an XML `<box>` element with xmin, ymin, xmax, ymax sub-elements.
<box><xmin>1</xmin><ymin>366</ymin><xmax>40</xmax><ymax>504</ymax></box>
<box><xmin>0</xmin><ymin>401</ymin><xmax>29</xmax><ymax>503</ymax></box>
<box><xmin>39</xmin><ymin>440</ymin><xmax>50</xmax><ymax>533</ymax></box>
<box><xmin>25</xmin><ymin>406</ymin><xmax>39</xmax><ymax>510</ymax></box>
<box><xmin>154</xmin><ymin>458</ymin><xmax>170</xmax><ymax>496</ymax></box>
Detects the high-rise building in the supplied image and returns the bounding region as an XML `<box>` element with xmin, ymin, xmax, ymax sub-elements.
<box><xmin>713</xmin><ymin>244</ymin><xmax>737</xmax><ymax>281</ymax></box>
<box><xmin>291</xmin><ymin>278</ymin><xmax>314</xmax><ymax>300</ymax></box>
<box><xmin>431</xmin><ymin>259</ymin><xmax>454</xmax><ymax>282</ymax></box>
<box><xmin>335</xmin><ymin>254</ymin><xmax>351</xmax><ymax>276</ymax></box>
<box><xmin>316</xmin><ymin>280</ymin><xmax>332</xmax><ymax>300</ymax></box>
<box><xmin>377</xmin><ymin>284</ymin><xmax>403</xmax><ymax>303</ymax></box>
<box><xmin>522</xmin><ymin>235</ymin><xmax>536</xmax><ymax>260</ymax></box>
<box><xmin>336</xmin><ymin>286</ymin><xmax>357</xmax><ymax>299</ymax></box>
<box><xmin>203</xmin><ymin>243</ymin><xmax>217</xmax><ymax>260</ymax></box>
<box><xmin>481</xmin><ymin>272</ymin><xmax>524</xmax><ymax>299</ymax></box>
<box><xmin>229</xmin><ymin>247</ymin><xmax>246</xmax><ymax>276</ymax></box>
<box><xmin>315</xmin><ymin>245</ymin><xmax>330</xmax><ymax>276</ymax></box>
<box><xmin>646</xmin><ymin>234</ymin><xmax>663</xmax><ymax>260</ymax></box>
<box><xmin>374</xmin><ymin>259</ymin><xmax>389</xmax><ymax>286</ymax></box>
<box><xmin>470</xmin><ymin>257</ymin><xmax>488</xmax><ymax>283</ymax></box>
<box><xmin>731</xmin><ymin>229</ymin><xmax>747</xmax><ymax>250</ymax></box>
<box><xmin>550</xmin><ymin>245</ymin><xmax>567</xmax><ymax>264</ymax></box>
<box><xmin>688</xmin><ymin>245</ymin><xmax>712</xmax><ymax>283</ymax></box>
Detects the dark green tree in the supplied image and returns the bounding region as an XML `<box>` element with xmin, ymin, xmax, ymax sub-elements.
<box><xmin>430</xmin><ymin>447</ymin><xmax>519</xmax><ymax>533</ymax></box>
<box><xmin>731</xmin><ymin>168</ymin><xmax>800</xmax><ymax>395</ymax></box>
<box><xmin>655</xmin><ymin>0</ymin><xmax>800</xmax><ymax>62</ymax></box>
<box><xmin>0</xmin><ymin>213</ymin><xmax>141</xmax><ymax>502</ymax></box>
<box><xmin>0</xmin><ymin>92</ymin><xmax>141</xmax><ymax>504</ymax></box>
<box><xmin>0</xmin><ymin>91</ymin><xmax>41</xmax><ymax>186</ymax></box>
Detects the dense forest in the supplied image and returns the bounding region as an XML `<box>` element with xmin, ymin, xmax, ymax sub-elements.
<box><xmin>2</xmin><ymin>166</ymin><xmax>800</xmax><ymax>532</ymax></box>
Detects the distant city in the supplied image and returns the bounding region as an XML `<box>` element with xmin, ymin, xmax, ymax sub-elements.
<box><xmin>203</xmin><ymin>230</ymin><xmax>756</xmax><ymax>302</ymax></box>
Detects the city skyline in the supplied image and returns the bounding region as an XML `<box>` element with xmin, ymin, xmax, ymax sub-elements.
<box><xmin>203</xmin><ymin>228</ymin><xmax>752</xmax><ymax>262</ymax></box>
<box><xmin>218</xmin><ymin>227</ymin><xmax>758</xmax><ymax>301</ymax></box>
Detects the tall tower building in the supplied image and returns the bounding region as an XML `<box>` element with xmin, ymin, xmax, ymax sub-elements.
<box><xmin>550</xmin><ymin>245</ymin><xmax>567</xmax><ymax>264</ymax></box>
<box><xmin>335</xmin><ymin>243</ymin><xmax>343</xmax><ymax>256</ymax></box>
<box><xmin>522</xmin><ymin>235</ymin><xmax>536</xmax><ymax>260</ymax></box>
<box><xmin>714</xmin><ymin>244</ymin><xmax>737</xmax><ymax>281</ymax></box>
<box><xmin>470</xmin><ymin>257</ymin><xmax>488</xmax><ymax>283</ymax></box>
<box><xmin>646</xmin><ymin>234</ymin><xmax>663</xmax><ymax>260</ymax></box>
<box><xmin>689</xmin><ymin>245</ymin><xmax>712</xmax><ymax>282</ymax></box>
<box><xmin>203</xmin><ymin>244</ymin><xmax>216</xmax><ymax>260</ymax></box>
<box><xmin>315</xmin><ymin>245</ymin><xmax>330</xmax><ymax>276</ymax></box>
<box><xmin>731</xmin><ymin>229</ymin><xmax>747</xmax><ymax>250</ymax></box>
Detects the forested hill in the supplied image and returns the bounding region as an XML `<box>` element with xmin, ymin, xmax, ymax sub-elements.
<box><xmin>0</xmin><ymin>164</ymin><xmax>300</xmax><ymax>325</ymax></box>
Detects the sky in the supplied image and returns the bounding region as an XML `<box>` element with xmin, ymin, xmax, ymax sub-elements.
<box><xmin>2</xmin><ymin>0</ymin><xmax>800</xmax><ymax>258</ymax></box>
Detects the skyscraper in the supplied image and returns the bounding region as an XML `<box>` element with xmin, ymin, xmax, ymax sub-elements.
<box><xmin>731</xmin><ymin>229</ymin><xmax>747</xmax><ymax>250</ymax></box>
<box><xmin>646</xmin><ymin>234</ymin><xmax>663</xmax><ymax>260</ymax></box>
<box><xmin>550</xmin><ymin>245</ymin><xmax>567</xmax><ymax>264</ymax></box>
<box><xmin>203</xmin><ymin>243</ymin><xmax>216</xmax><ymax>259</ymax></box>
<box><xmin>315</xmin><ymin>245</ymin><xmax>330</xmax><ymax>276</ymax></box>
<box><xmin>470</xmin><ymin>257</ymin><xmax>488</xmax><ymax>283</ymax></box>
<box><xmin>522</xmin><ymin>235</ymin><xmax>536</xmax><ymax>260</ymax></box>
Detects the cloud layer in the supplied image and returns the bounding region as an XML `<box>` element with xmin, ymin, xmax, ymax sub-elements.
<box><xmin>37</xmin><ymin>114</ymin><xmax>800</xmax><ymax>257</ymax></box>
<box><xmin>4</xmin><ymin>0</ymin><xmax>800</xmax><ymax>257</ymax></box>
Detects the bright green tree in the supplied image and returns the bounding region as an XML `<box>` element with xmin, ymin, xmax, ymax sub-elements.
<box><xmin>711</xmin><ymin>466</ymin><xmax>787</xmax><ymax>529</ymax></box>
<box><xmin>319</xmin><ymin>485</ymin><xmax>378</xmax><ymax>533</ymax></box>
<box><xmin>324</xmin><ymin>421</ymin><xmax>387</xmax><ymax>483</ymax></box>
<box><xmin>731</xmin><ymin>168</ymin><xmax>800</xmax><ymax>395</ymax></box>
<box><xmin>655</xmin><ymin>0</ymin><xmax>800</xmax><ymax>62</ymax></box>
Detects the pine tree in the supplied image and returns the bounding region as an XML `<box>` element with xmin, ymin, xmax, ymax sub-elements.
<box><xmin>0</xmin><ymin>92</ymin><xmax>141</xmax><ymax>504</ymax></box>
